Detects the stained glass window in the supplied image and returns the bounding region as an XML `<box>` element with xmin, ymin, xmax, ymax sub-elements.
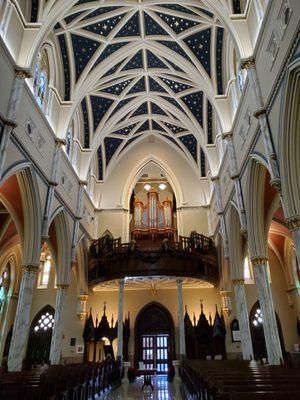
<box><xmin>33</xmin><ymin>50</ymin><xmax>49</xmax><ymax>108</ymax></box>
<box><xmin>33</xmin><ymin>311</ymin><xmax>54</xmax><ymax>332</ymax></box>
<box><xmin>0</xmin><ymin>264</ymin><xmax>10</xmax><ymax>312</ymax></box>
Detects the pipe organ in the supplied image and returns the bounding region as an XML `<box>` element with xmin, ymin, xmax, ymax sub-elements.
<box><xmin>132</xmin><ymin>188</ymin><xmax>175</xmax><ymax>240</ymax></box>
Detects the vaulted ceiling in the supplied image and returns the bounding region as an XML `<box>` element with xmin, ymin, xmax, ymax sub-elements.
<box><xmin>27</xmin><ymin>1</ymin><xmax>241</xmax><ymax>181</ymax></box>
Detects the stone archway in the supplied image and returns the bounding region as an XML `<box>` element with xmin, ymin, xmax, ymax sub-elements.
<box><xmin>134</xmin><ymin>302</ymin><xmax>175</xmax><ymax>373</ymax></box>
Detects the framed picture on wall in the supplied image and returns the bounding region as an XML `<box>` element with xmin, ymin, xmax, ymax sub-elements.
<box><xmin>77</xmin><ymin>345</ymin><xmax>84</xmax><ymax>354</ymax></box>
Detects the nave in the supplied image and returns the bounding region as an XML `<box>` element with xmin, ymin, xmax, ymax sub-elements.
<box><xmin>104</xmin><ymin>376</ymin><xmax>181</xmax><ymax>400</ymax></box>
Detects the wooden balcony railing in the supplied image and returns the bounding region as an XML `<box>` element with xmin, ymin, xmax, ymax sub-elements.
<box><xmin>88</xmin><ymin>233</ymin><xmax>219</xmax><ymax>287</ymax></box>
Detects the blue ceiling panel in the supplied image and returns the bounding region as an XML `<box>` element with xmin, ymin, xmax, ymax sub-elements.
<box><xmin>181</xmin><ymin>91</ymin><xmax>203</xmax><ymax>126</ymax></box>
<box><xmin>155</xmin><ymin>12</ymin><xmax>199</xmax><ymax>34</ymax></box>
<box><xmin>81</xmin><ymin>98</ymin><xmax>90</xmax><ymax>148</ymax></box>
<box><xmin>149</xmin><ymin>77</ymin><xmax>168</xmax><ymax>93</ymax></box>
<box><xmin>183</xmin><ymin>28</ymin><xmax>211</xmax><ymax>76</ymax></box>
<box><xmin>136</xmin><ymin>120</ymin><xmax>150</xmax><ymax>133</ymax></box>
<box><xmin>112</xmin><ymin>123</ymin><xmax>138</xmax><ymax>136</ymax></box>
<box><xmin>101</xmin><ymin>78</ymin><xmax>133</xmax><ymax>95</ymax></box>
<box><xmin>147</xmin><ymin>50</ymin><xmax>168</xmax><ymax>69</ymax></box>
<box><xmin>122</xmin><ymin>50</ymin><xmax>144</xmax><ymax>70</ymax></box>
<box><xmin>104</xmin><ymin>137</ymin><xmax>123</xmax><ymax>166</ymax></box>
<box><xmin>145</xmin><ymin>12</ymin><xmax>169</xmax><ymax>36</ymax></box>
<box><xmin>90</xmin><ymin>96</ymin><xmax>114</xmax><ymax>130</ymax></box>
<box><xmin>97</xmin><ymin>145</ymin><xmax>103</xmax><ymax>180</ymax></box>
<box><xmin>83</xmin><ymin>14</ymin><xmax>124</xmax><ymax>36</ymax></box>
<box><xmin>128</xmin><ymin>77</ymin><xmax>146</xmax><ymax>94</ymax></box>
<box><xmin>132</xmin><ymin>102</ymin><xmax>148</xmax><ymax>117</ymax></box>
<box><xmin>151</xmin><ymin>103</ymin><xmax>168</xmax><ymax>116</ymax></box>
<box><xmin>71</xmin><ymin>34</ymin><xmax>100</xmax><ymax>80</ymax></box>
<box><xmin>179</xmin><ymin>134</ymin><xmax>198</xmax><ymax>162</ymax></box>
<box><xmin>160</xmin><ymin>77</ymin><xmax>192</xmax><ymax>93</ymax></box>
<box><xmin>116</xmin><ymin>12</ymin><xmax>140</xmax><ymax>37</ymax></box>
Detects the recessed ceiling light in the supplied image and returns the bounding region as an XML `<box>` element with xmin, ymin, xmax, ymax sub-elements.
<box><xmin>159</xmin><ymin>183</ymin><xmax>166</xmax><ymax>190</ymax></box>
<box><xmin>144</xmin><ymin>183</ymin><xmax>151</xmax><ymax>191</ymax></box>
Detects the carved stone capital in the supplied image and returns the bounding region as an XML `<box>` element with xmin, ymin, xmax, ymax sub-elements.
<box><xmin>78</xmin><ymin>294</ymin><xmax>88</xmax><ymax>301</ymax></box>
<box><xmin>250</xmin><ymin>257</ymin><xmax>268</xmax><ymax>267</ymax></box>
<box><xmin>57</xmin><ymin>283</ymin><xmax>69</xmax><ymax>289</ymax></box>
<box><xmin>270</xmin><ymin>178</ymin><xmax>282</xmax><ymax>194</ymax></box>
<box><xmin>240</xmin><ymin>58</ymin><xmax>256</xmax><ymax>70</ymax></box>
<box><xmin>0</xmin><ymin>115</ymin><xmax>17</xmax><ymax>129</ymax></box>
<box><xmin>55</xmin><ymin>138</ymin><xmax>66</xmax><ymax>146</ymax></box>
<box><xmin>15</xmin><ymin>68</ymin><xmax>31</xmax><ymax>79</ymax></box>
<box><xmin>79</xmin><ymin>180</ymin><xmax>88</xmax><ymax>186</ymax></box>
<box><xmin>232</xmin><ymin>278</ymin><xmax>245</xmax><ymax>286</ymax></box>
<box><xmin>22</xmin><ymin>263</ymin><xmax>40</xmax><ymax>273</ymax></box>
<box><xmin>222</xmin><ymin>131</ymin><xmax>233</xmax><ymax>140</ymax></box>
<box><xmin>286</xmin><ymin>217</ymin><xmax>300</xmax><ymax>231</ymax></box>
<box><xmin>48</xmin><ymin>180</ymin><xmax>58</xmax><ymax>186</ymax></box>
<box><xmin>253</xmin><ymin>107</ymin><xmax>267</xmax><ymax>119</ymax></box>
<box><xmin>210</xmin><ymin>175</ymin><xmax>219</xmax><ymax>182</ymax></box>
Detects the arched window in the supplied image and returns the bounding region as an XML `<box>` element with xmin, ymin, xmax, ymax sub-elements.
<box><xmin>38</xmin><ymin>253</ymin><xmax>51</xmax><ymax>288</ymax></box>
<box><xmin>0</xmin><ymin>263</ymin><xmax>10</xmax><ymax>312</ymax></box>
<box><xmin>243</xmin><ymin>256</ymin><xmax>254</xmax><ymax>284</ymax></box>
<box><xmin>33</xmin><ymin>50</ymin><xmax>49</xmax><ymax>109</ymax></box>
<box><xmin>26</xmin><ymin>305</ymin><xmax>55</xmax><ymax>365</ymax></box>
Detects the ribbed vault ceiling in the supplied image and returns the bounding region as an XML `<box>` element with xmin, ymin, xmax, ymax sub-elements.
<box><xmin>34</xmin><ymin>1</ymin><xmax>237</xmax><ymax>180</ymax></box>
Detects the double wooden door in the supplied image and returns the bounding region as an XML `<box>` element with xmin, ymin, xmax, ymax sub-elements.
<box><xmin>142</xmin><ymin>334</ymin><xmax>169</xmax><ymax>373</ymax></box>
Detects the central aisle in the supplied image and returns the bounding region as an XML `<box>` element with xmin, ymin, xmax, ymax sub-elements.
<box><xmin>104</xmin><ymin>375</ymin><xmax>182</xmax><ymax>399</ymax></box>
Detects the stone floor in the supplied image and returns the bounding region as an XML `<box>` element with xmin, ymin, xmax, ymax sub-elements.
<box><xmin>104</xmin><ymin>375</ymin><xmax>182</xmax><ymax>399</ymax></box>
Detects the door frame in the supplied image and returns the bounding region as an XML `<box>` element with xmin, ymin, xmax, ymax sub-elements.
<box><xmin>134</xmin><ymin>302</ymin><xmax>175</xmax><ymax>370</ymax></box>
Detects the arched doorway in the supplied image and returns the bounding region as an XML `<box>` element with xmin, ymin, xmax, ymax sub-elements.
<box><xmin>249</xmin><ymin>301</ymin><xmax>286</xmax><ymax>360</ymax></box>
<box><xmin>134</xmin><ymin>302</ymin><xmax>175</xmax><ymax>373</ymax></box>
<box><xmin>25</xmin><ymin>305</ymin><xmax>55</xmax><ymax>366</ymax></box>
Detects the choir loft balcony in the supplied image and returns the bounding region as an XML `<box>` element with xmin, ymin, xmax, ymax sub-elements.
<box><xmin>88</xmin><ymin>233</ymin><xmax>219</xmax><ymax>288</ymax></box>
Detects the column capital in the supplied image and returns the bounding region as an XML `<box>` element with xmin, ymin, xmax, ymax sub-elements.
<box><xmin>118</xmin><ymin>278</ymin><xmax>125</xmax><ymax>286</ymax></box>
<box><xmin>269</xmin><ymin>178</ymin><xmax>282</xmax><ymax>194</ymax></box>
<box><xmin>240</xmin><ymin>57</ymin><xmax>256</xmax><ymax>70</ymax></box>
<box><xmin>79</xmin><ymin>180</ymin><xmax>88</xmax><ymax>186</ymax></box>
<box><xmin>176</xmin><ymin>277</ymin><xmax>183</xmax><ymax>285</ymax></box>
<box><xmin>222</xmin><ymin>131</ymin><xmax>233</xmax><ymax>140</ymax></box>
<box><xmin>78</xmin><ymin>294</ymin><xmax>88</xmax><ymax>301</ymax></box>
<box><xmin>15</xmin><ymin>68</ymin><xmax>31</xmax><ymax>79</ymax></box>
<box><xmin>286</xmin><ymin>216</ymin><xmax>300</xmax><ymax>231</ymax></box>
<box><xmin>56</xmin><ymin>283</ymin><xmax>69</xmax><ymax>289</ymax></box>
<box><xmin>250</xmin><ymin>256</ymin><xmax>268</xmax><ymax>267</ymax></box>
<box><xmin>232</xmin><ymin>278</ymin><xmax>245</xmax><ymax>286</ymax></box>
<box><xmin>0</xmin><ymin>114</ymin><xmax>17</xmax><ymax>129</ymax></box>
<box><xmin>253</xmin><ymin>107</ymin><xmax>267</xmax><ymax>119</ymax></box>
<box><xmin>210</xmin><ymin>175</ymin><xmax>219</xmax><ymax>182</ymax></box>
<box><xmin>55</xmin><ymin>138</ymin><xmax>66</xmax><ymax>146</ymax></box>
<box><xmin>21</xmin><ymin>263</ymin><xmax>40</xmax><ymax>273</ymax></box>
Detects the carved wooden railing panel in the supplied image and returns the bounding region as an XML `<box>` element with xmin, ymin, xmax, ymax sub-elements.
<box><xmin>88</xmin><ymin>233</ymin><xmax>219</xmax><ymax>287</ymax></box>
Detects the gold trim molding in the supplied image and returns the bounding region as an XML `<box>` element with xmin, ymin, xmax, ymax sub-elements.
<box><xmin>57</xmin><ymin>284</ymin><xmax>69</xmax><ymax>289</ymax></box>
<box><xmin>15</xmin><ymin>68</ymin><xmax>31</xmax><ymax>79</ymax></box>
<box><xmin>78</xmin><ymin>294</ymin><xmax>88</xmax><ymax>301</ymax></box>
<box><xmin>232</xmin><ymin>279</ymin><xmax>245</xmax><ymax>286</ymax></box>
<box><xmin>241</xmin><ymin>58</ymin><xmax>256</xmax><ymax>70</ymax></box>
<box><xmin>22</xmin><ymin>264</ymin><xmax>40</xmax><ymax>273</ymax></box>
<box><xmin>251</xmin><ymin>257</ymin><xmax>268</xmax><ymax>267</ymax></box>
<box><xmin>286</xmin><ymin>217</ymin><xmax>300</xmax><ymax>231</ymax></box>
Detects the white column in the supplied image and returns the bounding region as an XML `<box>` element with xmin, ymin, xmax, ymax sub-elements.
<box><xmin>176</xmin><ymin>278</ymin><xmax>186</xmax><ymax>358</ymax></box>
<box><xmin>252</xmin><ymin>257</ymin><xmax>283</xmax><ymax>364</ymax></box>
<box><xmin>7</xmin><ymin>263</ymin><xmax>39</xmax><ymax>371</ymax></box>
<box><xmin>232</xmin><ymin>279</ymin><xmax>254</xmax><ymax>360</ymax></box>
<box><xmin>287</xmin><ymin>218</ymin><xmax>300</xmax><ymax>268</ymax></box>
<box><xmin>117</xmin><ymin>279</ymin><xmax>125</xmax><ymax>359</ymax></box>
<box><xmin>50</xmin><ymin>284</ymin><xmax>69</xmax><ymax>365</ymax></box>
<box><xmin>0</xmin><ymin>69</ymin><xmax>31</xmax><ymax>180</ymax></box>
